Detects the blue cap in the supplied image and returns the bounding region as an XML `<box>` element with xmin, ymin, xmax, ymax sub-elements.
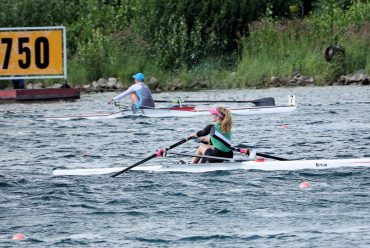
<box><xmin>132</xmin><ymin>72</ymin><xmax>144</xmax><ymax>82</ymax></box>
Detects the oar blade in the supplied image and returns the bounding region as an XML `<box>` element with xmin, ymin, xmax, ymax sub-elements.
<box><xmin>251</xmin><ymin>97</ymin><xmax>275</xmax><ymax>106</ymax></box>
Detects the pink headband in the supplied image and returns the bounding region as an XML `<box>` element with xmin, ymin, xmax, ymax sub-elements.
<box><xmin>208</xmin><ymin>108</ymin><xmax>224</xmax><ymax>119</ymax></box>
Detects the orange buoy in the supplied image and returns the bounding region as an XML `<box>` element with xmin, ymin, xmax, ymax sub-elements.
<box><xmin>12</xmin><ymin>233</ymin><xmax>26</xmax><ymax>240</ymax></box>
<box><xmin>299</xmin><ymin>181</ymin><xmax>312</xmax><ymax>189</ymax></box>
<box><xmin>281</xmin><ymin>124</ymin><xmax>289</xmax><ymax>129</ymax></box>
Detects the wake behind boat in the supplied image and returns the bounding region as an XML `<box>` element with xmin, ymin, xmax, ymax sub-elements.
<box><xmin>46</xmin><ymin>95</ymin><xmax>296</xmax><ymax>120</ymax></box>
<box><xmin>53</xmin><ymin>157</ymin><xmax>370</xmax><ymax>176</ymax></box>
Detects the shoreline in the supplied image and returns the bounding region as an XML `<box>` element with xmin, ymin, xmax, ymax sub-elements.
<box><xmin>1</xmin><ymin>72</ymin><xmax>369</xmax><ymax>93</ymax></box>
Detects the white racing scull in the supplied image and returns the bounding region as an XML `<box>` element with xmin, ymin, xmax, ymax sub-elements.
<box><xmin>53</xmin><ymin>158</ymin><xmax>370</xmax><ymax>176</ymax></box>
<box><xmin>45</xmin><ymin>96</ymin><xmax>296</xmax><ymax>120</ymax></box>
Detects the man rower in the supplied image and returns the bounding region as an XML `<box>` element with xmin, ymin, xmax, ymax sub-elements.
<box><xmin>108</xmin><ymin>72</ymin><xmax>155</xmax><ymax>112</ymax></box>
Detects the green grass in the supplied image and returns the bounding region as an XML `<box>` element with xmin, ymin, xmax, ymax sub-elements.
<box><xmin>65</xmin><ymin>2</ymin><xmax>370</xmax><ymax>89</ymax></box>
<box><xmin>235</xmin><ymin>16</ymin><xmax>370</xmax><ymax>87</ymax></box>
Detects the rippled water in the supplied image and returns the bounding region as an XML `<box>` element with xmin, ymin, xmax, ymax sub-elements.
<box><xmin>1</xmin><ymin>86</ymin><xmax>370</xmax><ymax>247</ymax></box>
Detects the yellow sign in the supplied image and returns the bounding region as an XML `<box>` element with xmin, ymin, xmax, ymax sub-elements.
<box><xmin>0</xmin><ymin>28</ymin><xmax>64</xmax><ymax>77</ymax></box>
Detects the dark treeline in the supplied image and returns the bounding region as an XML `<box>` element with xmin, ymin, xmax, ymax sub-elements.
<box><xmin>1</xmin><ymin>0</ymin><xmax>369</xmax><ymax>88</ymax></box>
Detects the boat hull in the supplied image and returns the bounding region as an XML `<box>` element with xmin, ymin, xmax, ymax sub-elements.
<box><xmin>46</xmin><ymin>105</ymin><xmax>296</xmax><ymax>120</ymax></box>
<box><xmin>127</xmin><ymin>105</ymin><xmax>296</xmax><ymax>118</ymax></box>
<box><xmin>53</xmin><ymin>158</ymin><xmax>370</xmax><ymax>176</ymax></box>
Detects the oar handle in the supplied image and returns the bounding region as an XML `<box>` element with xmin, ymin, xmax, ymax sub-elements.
<box><xmin>111</xmin><ymin>136</ymin><xmax>193</xmax><ymax>177</ymax></box>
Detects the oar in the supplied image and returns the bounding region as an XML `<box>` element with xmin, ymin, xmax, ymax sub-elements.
<box><xmin>114</xmin><ymin>102</ymin><xmax>131</xmax><ymax>111</ymax></box>
<box><xmin>233</xmin><ymin>144</ymin><xmax>289</xmax><ymax>161</ymax></box>
<box><xmin>168</xmin><ymin>151</ymin><xmax>239</xmax><ymax>162</ymax></box>
<box><xmin>255</xmin><ymin>152</ymin><xmax>289</xmax><ymax>161</ymax></box>
<box><xmin>111</xmin><ymin>136</ymin><xmax>192</xmax><ymax>177</ymax></box>
<box><xmin>154</xmin><ymin>97</ymin><xmax>275</xmax><ymax>106</ymax></box>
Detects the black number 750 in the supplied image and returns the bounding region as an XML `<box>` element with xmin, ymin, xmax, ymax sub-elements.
<box><xmin>1</xmin><ymin>37</ymin><xmax>49</xmax><ymax>69</ymax></box>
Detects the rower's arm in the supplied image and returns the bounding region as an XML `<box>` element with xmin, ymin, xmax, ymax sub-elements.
<box><xmin>113</xmin><ymin>84</ymin><xmax>142</xmax><ymax>101</ymax></box>
<box><xmin>198</xmin><ymin>136</ymin><xmax>210</xmax><ymax>144</ymax></box>
<box><xmin>196</xmin><ymin>124</ymin><xmax>213</xmax><ymax>137</ymax></box>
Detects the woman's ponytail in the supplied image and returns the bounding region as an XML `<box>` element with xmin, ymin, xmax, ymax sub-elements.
<box><xmin>217</xmin><ymin>107</ymin><xmax>232</xmax><ymax>133</ymax></box>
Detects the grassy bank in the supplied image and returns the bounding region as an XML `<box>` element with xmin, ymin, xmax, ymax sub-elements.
<box><xmin>67</xmin><ymin>1</ymin><xmax>370</xmax><ymax>89</ymax></box>
<box><xmin>235</xmin><ymin>1</ymin><xmax>370</xmax><ymax>87</ymax></box>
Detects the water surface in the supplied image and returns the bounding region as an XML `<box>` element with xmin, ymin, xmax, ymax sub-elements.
<box><xmin>1</xmin><ymin>86</ymin><xmax>370</xmax><ymax>247</ymax></box>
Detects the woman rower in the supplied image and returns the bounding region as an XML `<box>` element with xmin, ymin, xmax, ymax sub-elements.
<box><xmin>190</xmin><ymin>106</ymin><xmax>233</xmax><ymax>163</ymax></box>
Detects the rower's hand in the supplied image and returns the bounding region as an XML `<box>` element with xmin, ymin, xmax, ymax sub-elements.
<box><xmin>155</xmin><ymin>148</ymin><xmax>167</xmax><ymax>157</ymax></box>
<box><xmin>238</xmin><ymin>148</ymin><xmax>250</xmax><ymax>155</ymax></box>
<box><xmin>190</xmin><ymin>133</ymin><xmax>197</xmax><ymax>138</ymax></box>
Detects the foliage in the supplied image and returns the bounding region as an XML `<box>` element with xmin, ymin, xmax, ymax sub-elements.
<box><xmin>130</xmin><ymin>0</ymin><xmax>267</xmax><ymax>70</ymax></box>
<box><xmin>0</xmin><ymin>0</ymin><xmax>370</xmax><ymax>87</ymax></box>
<box><xmin>237</xmin><ymin>0</ymin><xmax>370</xmax><ymax>86</ymax></box>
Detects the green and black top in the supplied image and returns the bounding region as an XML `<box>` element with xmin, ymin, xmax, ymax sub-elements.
<box><xmin>196</xmin><ymin>123</ymin><xmax>232</xmax><ymax>152</ymax></box>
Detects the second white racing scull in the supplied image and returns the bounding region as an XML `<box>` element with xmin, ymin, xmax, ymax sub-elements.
<box><xmin>46</xmin><ymin>96</ymin><xmax>296</xmax><ymax>120</ymax></box>
<box><xmin>53</xmin><ymin>158</ymin><xmax>370</xmax><ymax>176</ymax></box>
